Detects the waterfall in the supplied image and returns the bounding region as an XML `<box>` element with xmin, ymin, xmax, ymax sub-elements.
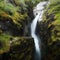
<box><xmin>31</xmin><ymin>1</ymin><xmax>49</xmax><ymax>60</ymax></box>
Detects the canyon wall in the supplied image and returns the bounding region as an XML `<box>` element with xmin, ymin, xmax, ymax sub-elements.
<box><xmin>0</xmin><ymin>0</ymin><xmax>38</xmax><ymax>60</ymax></box>
<box><xmin>36</xmin><ymin>0</ymin><xmax>60</xmax><ymax>60</ymax></box>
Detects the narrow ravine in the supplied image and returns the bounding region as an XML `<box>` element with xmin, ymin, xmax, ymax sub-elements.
<box><xmin>31</xmin><ymin>1</ymin><xmax>49</xmax><ymax>60</ymax></box>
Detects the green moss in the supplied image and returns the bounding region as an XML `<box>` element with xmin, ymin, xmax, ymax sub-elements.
<box><xmin>43</xmin><ymin>0</ymin><xmax>60</xmax><ymax>43</ymax></box>
<box><xmin>0</xmin><ymin>0</ymin><xmax>28</xmax><ymax>27</ymax></box>
<box><xmin>0</xmin><ymin>33</ymin><xmax>12</xmax><ymax>54</ymax></box>
<box><xmin>0</xmin><ymin>1</ymin><xmax>18</xmax><ymax>15</ymax></box>
<box><xmin>0</xmin><ymin>0</ymin><xmax>41</xmax><ymax>27</ymax></box>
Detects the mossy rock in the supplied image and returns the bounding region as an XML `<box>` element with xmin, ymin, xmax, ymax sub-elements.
<box><xmin>0</xmin><ymin>37</ymin><xmax>35</xmax><ymax>60</ymax></box>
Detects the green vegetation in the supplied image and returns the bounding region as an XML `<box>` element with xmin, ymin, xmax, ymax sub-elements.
<box><xmin>0</xmin><ymin>33</ymin><xmax>11</xmax><ymax>54</ymax></box>
<box><xmin>0</xmin><ymin>0</ymin><xmax>41</xmax><ymax>26</ymax></box>
<box><xmin>0</xmin><ymin>1</ymin><xmax>28</xmax><ymax>26</ymax></box>
<box><xmin>43</xmin><ymin>0</ymin><xmax>60</xmax><ymax>43</ymax></box>
<box><xmin>48</xmin><ymin>0</ymin><xmax>60</xmax><ymax>42</ymax></box>
<box><xmin>0</xmin><ymin>1</ymin><xmax>18</xmax><ymax>14</ymax></box>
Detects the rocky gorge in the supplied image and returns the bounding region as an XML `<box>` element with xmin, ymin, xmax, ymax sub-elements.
<box><xmin>0</xmin><ymin>0</ymin><xmax>60</xmax><ymax>60</ymax></box>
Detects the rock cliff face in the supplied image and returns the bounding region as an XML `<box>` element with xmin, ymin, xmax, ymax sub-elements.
<box><xmin>0</xmin><ymin>0</ymin><xmax>38</xmax><ymax>60</ymax></box>
<box><xmin>36</xmin><ymin>0</ymin><xmax>60</xmax><ymax>60</ymax></box>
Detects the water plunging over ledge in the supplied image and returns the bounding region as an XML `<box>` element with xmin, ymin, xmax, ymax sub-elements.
<box><xmin>31</xmin><ymin>1</ymin><xmax>49</xmax><ymax>60</ymax></box>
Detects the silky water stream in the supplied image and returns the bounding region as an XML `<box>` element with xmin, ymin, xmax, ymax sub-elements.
<box><xmin>31</xmin><ymin>1</ymin><xmax>49</xmax><ymax>60</ymax></box>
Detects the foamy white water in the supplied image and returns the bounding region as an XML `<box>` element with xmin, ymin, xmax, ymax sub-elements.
<box><xmin>31</xmin><ymin>1</ymin><xmax>49</xmax><ymax>60</ymax></box>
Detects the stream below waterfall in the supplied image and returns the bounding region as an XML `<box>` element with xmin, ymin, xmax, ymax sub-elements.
<box><xmin>31</xmin><ymin>1</ymin><xmax>49</xmax><ymax>60</ymax></box>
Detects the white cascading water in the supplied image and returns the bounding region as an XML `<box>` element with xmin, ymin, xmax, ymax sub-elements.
<box><xmin>31</xmin><ymin>1</ymin><xmax>49</xmax><ymax>60</ymax></box>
